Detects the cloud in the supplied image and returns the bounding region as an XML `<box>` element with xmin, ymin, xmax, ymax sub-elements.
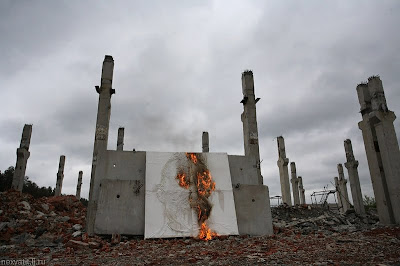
<box><xmin>1</xmin><ymin>1</ymin><xmax>399</xmax><ymax>204</ymax></box>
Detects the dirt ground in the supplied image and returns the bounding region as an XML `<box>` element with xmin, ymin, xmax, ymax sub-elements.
<box><xmin>1</xmin><ymin>191</ymin><xmax>399</xmax><ymax>265</ymax></box>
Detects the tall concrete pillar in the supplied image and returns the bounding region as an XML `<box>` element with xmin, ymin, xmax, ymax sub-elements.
<box><xmin>117</xmin><ymin>127</ymin><xmax>124</xmax><ymax>151</ymax></box>
<box><xmin>344</xmin><ymin>139</ymin><xmax>366</xmax><ymax>215</ymax></box>
<box><xmin>298</xmin><ymin>176</ymin><xmax>306</xmax><ymax>204</ymax></box>
<box><xmin>76</xmin><ymin>171</ymin><xmax>83</xmax><ymax>200</ymax></box>
<box><xmin>87</xmin><ymin>55</ymin><xmax>115</xmax><ymax>235</ymax></box>
<box><xmin>202</xmin><ymin>131</ymin><xmax>209</xmax><ymax>152</ymax></box>
<box><xmin>337</xmin><ymin>164</ymin><xmax>350</xmax><ymax>213</ymax></box>
<box><xmin>276</xmin><ymin>136</ymin><xmax>292</xmax><ymax>206</ymax></box>
<box><xmin>54</xmin><ymin>155</ymin><xmax>65</xmax><ymax>196</ymax></box>
<box><xmin>12</xmin><ymin>124</ymin><xmax>32</xmax><ymax>192</ymax></box>
<box><xmin>241</xmin><ymin>70</ymin><xmax>263</xmax><ymax>185</ymax></box>
<box><xmin>357</xmin><ymin>76</ymin><xmax>400</xmax><ymax>224</ymax></box>
<box><xmin>290</xmin><ymin>162</ymin><xmax>300</xmax><ymax>205</ymax></box>
<box><xmin>334</xmin><ymin>176</ymin><xmax>343</xmax><ymax>210</ymax></box>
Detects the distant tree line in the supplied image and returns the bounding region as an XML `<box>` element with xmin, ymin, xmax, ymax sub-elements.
<box><xmin>0</xmin><ymin>166</ymin><xmax>55</xmax><ymax>197</ymax></box>
<box><xmin>1</xmin><ymin>166</ymin><xmax>88</xmax><ymax>205</ymax></box>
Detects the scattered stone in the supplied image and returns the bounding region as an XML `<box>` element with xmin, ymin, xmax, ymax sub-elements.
<box><xmin>0</xmin><ymin>222</ymin><xmax>8</xmax><ymax>231</ymax></box>
<box><xmin>10</xmin><ymin>233</ymin><xmax>33</xmax><ymax>244</ymax></box>
<box><xmin>41</xmin><ymin>203</ymin><xmax>49</xmax><ymax>211</ymax></box>
<box><xmin>59</xmin><ymin>216</ymin><xmax>70</xmax><ymax>222</ymax></box>
<box><xmin>35</xmin><ymin>211</ymin><xmax>45</xmax><ymax>219</ymax></box>
<box><xmin>0</xmin><ymin>191</ymin><xmax>399</xmax><ymax>265</ymax></box>
<box><xmin>72</xmin><ymin>231</ymin><xmax>82</xmax><ymax>238</ymax></box>
<box><xmin>89</xmin><ymin>241</ymin><xmax>101</xmax><ymax>249</ymax></box>
<box><xmin>66</xmin><ymin>240</ymin><xmax>89</xmax><ymax>249</ymax></box>
<box><xmin>19</xmin><ymin>201</ymin><xmax>31</xmax><ymax>211</ymax></box>
<box><xmin>72</xmin><ymin>224</ymin><xmax>82</xmax><ymax>231</ymax></box>
<box><xmin>34</xmin><ymin>227</ymin><xmax>46</xmax><ymax>238</ymax></box>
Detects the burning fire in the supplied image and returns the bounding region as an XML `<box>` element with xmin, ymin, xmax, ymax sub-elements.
<box><xmin>177</xmin><ymin>153</ymin><xmax>218</xmax><ymax>240</ymax></box>
<box><xmin>199</xmin><ymin>222</ymin><xmax>218</xmax><ymax>241</ymax></box>
<box><xmin>196</xmin><ymin>170</ymin><xmax>215</xmax><ymax>196</ymax></box>
<box><xmin>186</xmin><ymin>152</ymin><xmax>198</xmax><ymax>164</ymax></box>
<box><xmin>176</xmin><ymin>172</ymin><xmax>189</xmax><ymax>189</ymax></box>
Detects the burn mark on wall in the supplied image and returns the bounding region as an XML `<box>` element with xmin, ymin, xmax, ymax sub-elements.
<box><xmin>175</xmin><ymin>152</ymin><xmax>218</xmax><ymax>240</ymax></box>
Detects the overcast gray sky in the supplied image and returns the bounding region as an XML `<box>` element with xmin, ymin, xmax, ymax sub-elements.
<box><xmin>1</xmin><ymin>1</ymin><xmax>399</xmax><ymax>204</ymax></box>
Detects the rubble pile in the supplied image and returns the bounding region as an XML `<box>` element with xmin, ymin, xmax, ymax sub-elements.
<box><xmin>272</xmin><ymin>204</ymin><xmax>380</xmax><ymax>235</ymax></box>
<box><xmin>1</xmin><ymin>191</ymin><xmax>399</xmax><ymax>265</ymax></box>
<box><xmin>0</xmin><ymin>191</ymin><xmax>89</xmax><ymax>248</ymax></box>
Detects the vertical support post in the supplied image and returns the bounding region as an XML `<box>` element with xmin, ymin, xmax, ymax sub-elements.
<box><xmin>298</xmin><ymin>176</ymin><xmax>306</xmax><ymax>204</ymax></box>
<box><xmin>76</xmin><ymin>171</ymin><xmax>83</xmax><ymax>200</ymax></box>
<box><xmin>337</xmin><ymin>164</ymin><xmax>350</xmax><ymax>213</ymax></box>
<box><xmin>334</xmin><ymin>176</ymin><xmax>343</xmax><ymax>211</ymax></box>
<box><xmin>276</xmin><ymin>136</ymin><xmax>292</xmax><ymax>206</ymax></box>
<box><xmin>12</xmin><ymin>124</ymin><xmax>32</xmax><ymax>192</ymax></box>
<box><xmin>117</xmin><ymin>127</ymin><xmax>124</xmax><ymax>151</ymax></box>
<box><xmin>87</xmin><ymin>55</ymin><xmax>115</xmax><ymax>235</ymax></box>
<box><xmin>202</xmin><ymin>131</ymin><xmax>209</xmax><ymax>153</ymax></box>
<box><xmin>55</xmin><ymin>155</ymin><xmax>66</xmax><ymax>196</ymax></box>
<box><xmin>241</xmin><ymin>70</ymin><xmax>262</xmax><ymax>185</ymax></box>
<box><xmin>344</xmin><ymin>139</ymin><xmax>366</xmax><ymax>215</ymax></box>
<box><xmin>290</xmin><ymin>162</ymin><xmax>300</xmax><ymax>205</ymax></box>
<box><xmin>357</xmin><ymin>76</ymin><xmax>400</xmax><ymax>224</ymax></box>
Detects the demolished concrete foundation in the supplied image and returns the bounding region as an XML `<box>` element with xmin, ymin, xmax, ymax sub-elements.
<box><xmin>86</xmin><ymin>56</ymin><xmax>273</xmax><ymax>238</ymax></box>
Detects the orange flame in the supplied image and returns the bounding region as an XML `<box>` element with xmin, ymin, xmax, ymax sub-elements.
<box><xmin>177</xmin><ymin>153</ymin><xmax>218</xmax><ymax>240</ymax></box>
<box><xmin>176</xmin><ymin>172</ymin><xmax>189</xmax><ymax>189</ymax></box>
<box><xmin>186</xmin><ymin>153</ymin><xmax>198</xmax><ymax>164</ymax></box>
<box><xmin>196</xmin><ymin>170</ymin><xmax>216</xmax><ymax>196</ymax></box>
<box><xmin>199</xmin><ymin>222</ymin><xmax>218</xmax><ymax>241</ymax></box>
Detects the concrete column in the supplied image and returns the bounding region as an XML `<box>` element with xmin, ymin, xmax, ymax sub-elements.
<box><xmin>334</xmin><ymin>176</ymin><xmax>343</xmax><ymax>211</ymax></box>
<box><xmin>298</xmin><ymin>176</ymin><xmax>306</xmax><ymax>205</ymax></box>
<box><xmin>357</xmin><ymin>76</ymin><xmax>400</xmax><ymax>224</ymax></box>
<box><xmin>117</xmin><ymin>127</ymin><xmax>124</xmax><ymax>151</ymax></box>
<box><xmin>276</xmin><ymin>136</ymin><xmax>292</xmax><ymax>206</ymax></box>
<box><xmin>76</xmin><ymin>171</ymin><xmax>83</xmax><ymax>200</ymax></box>
<box><xmin>12</xmin><ymin>124</ymin><xmax>32</xmax><ymax>192</ymax></box>
<box><xmin>344</xmin><ymin>139</ymin><xmax>366</xmax><ymax>215</ymax></box>
<box><xmin>87</xmin><ymin>55</ymin><xmax>115</xmax><ymax>235</ymax></box>
<box><xmin>202</xmin><ymin>131</ymin><xmax>209</xmax><ymax>152</ymax></box>
<box><xmin>54</xmin><ymin>155</ymin><xmax>65</xmax><ymax>196</ymax></box>
<box><xmin>241</xmin><ymin>70</ymin><xmax>263</xmax><ymax>185</ymax></box>
<box><xmin>290</xmin><ymin>162</ymin><xmax>300</xmax><ymax>205</ymax></box>
<box><xmin>337</xmin><ymin>164</ymin><xmax>350</xmax><ymax>213</ymax></box>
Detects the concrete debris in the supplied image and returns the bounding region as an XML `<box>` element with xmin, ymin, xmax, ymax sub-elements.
<box><xmin>272</xmin><ymin>204</ymin><xmax>379</xmax><ymax>235</ymax></box>
<box><xmin>19</xmin><ymin>201</ymin><xmax>31</xmax><ymax>211</ymax></box>
<box><xmin>0</xmin><ymin>191</ymin><xmax>399</xmax><ymax>265</ymax></box>
<box><xmin>73</xmin><ymin>224</ymin><xmax>82</xmax><ymax>231</ymax></box>
<box><xmin>72</xmin><ymin>231</ymin><xmax>82</xmax><ymax>238</ymax></box>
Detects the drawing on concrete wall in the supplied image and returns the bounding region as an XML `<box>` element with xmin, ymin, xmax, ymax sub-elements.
<box><xmin>144</xmin><ymin>152</ymin><xmax>239</xmax><ymax>239</ymax></box>
<box><xmin>156</xmin><ymin>153</ymin><xmax>195</xmax><ymax>236</ymax></box>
